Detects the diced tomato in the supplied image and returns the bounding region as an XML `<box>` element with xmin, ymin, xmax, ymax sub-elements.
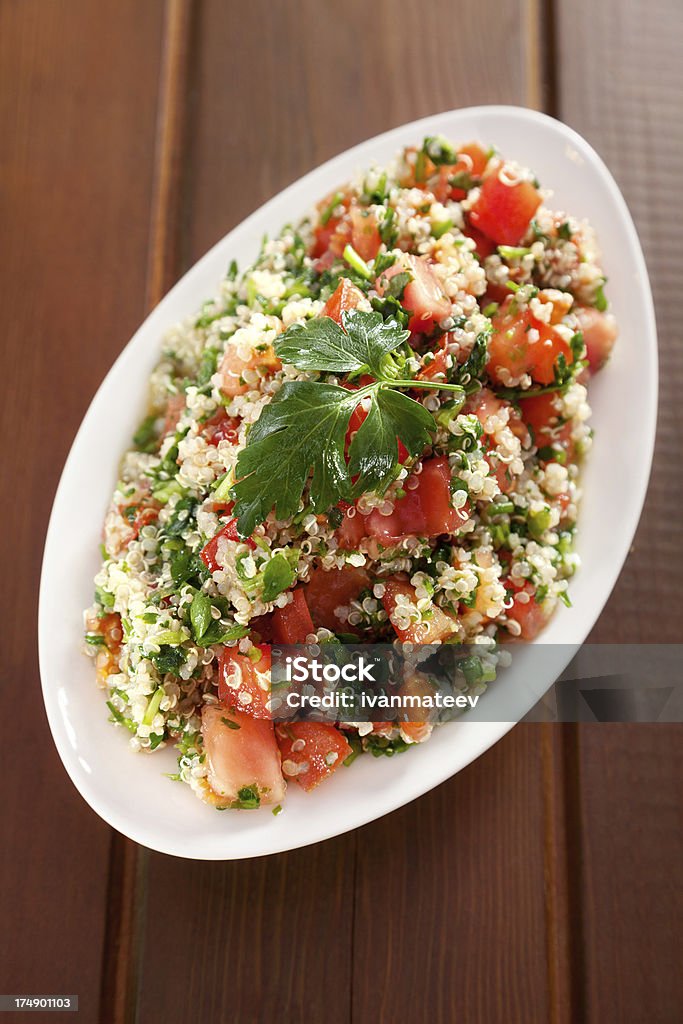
<box><xmin>416</xmin><ymin>340</ymin><xmax>452</xmax><ymax>383</ymax></box>
<box><xmin>271</xmin><ymin>588</ymin><xmax>315</xmax><ymax>644</ymax></box>
<box><xmin>336</xmin><ymin>504</ymin><xmax>368</xmax><ymax>550</ymax></box>
<box><xmin>482</xmin><ymin>282</ymin><xmax>512</xmax><ymax>306</ymax></box>
<box><xmin>430</xmin><ymin>166</ymin><xmax>453</xmax><ymax>204</ymax></box>
<box><xmin>162</xmin><ymin>393</ymin><xmax>185</xmax><ymax>437</ymax></box>
<box><xmin>116</xmin><ymin>500</ymin><xmax>160</xmax><ymax>546</ymax></box>
<box><xmin>313</xmin><ymin>249</ymin><xmax>337</xmax><ymax>272</ymax></box>
<box><xmin>212</xmin><ymin>501</ymin><xmax>235</xmax><ymax>515</ymax></box>
<box><xmin>132</xmin><ymin>505</ymin><xmax>160</xmax><ymax>536</ymax></box>
<box><xmin>249</xmin><ymin>613</ymin><xmax>274</xmax><ymax>642</ymax></box>
<box><xmin>329</xmin><ymin>217</ymin><xmax>353</xmax><ymax>257</ymax></box>
<box><xmin>322</xmin><ymin>278</ymin><xmax>365</xmax><ymax>325</ymax></box>
<box><xmin>311</xmin><ymin>190</ymin><xmax>351</xmax><ymax>258</ymax></box>
<box><xmin>537</xmin><ymin>288</ymin><xmax>573</xmax><ymax>325</ymax></box>
<box><xmin>371</xmin><ymin>721</ymin><xmax>395</xmax><ymax>738</ymax></box>
<box><xmin>89</xmin><ymin>611</ymin><xmax>122</xmax><ymax>654</ymax></box>
<box><xmin>464</xmin><ymin>224</ymin><xmax>497</xmax><ymax>259</ymax></box>
<box><xmin>200</xmin><ymin>518</ymin><xmax>256</xmax><ymax>572</ymax></box>
<box><xmin>275</xmin><ymin>721</ymin><xmax>352</xmax><ymax>791</ymax></box>
<box><xmin>218</xmin><ymin>644</ymin><xmax>271</xmax><ymax>718</ymax></box>
<box><xmin>517</xmin><ymin>391</ymin><xmax>574</xmax><ymax>462</ymax></box>
<box><xmin>488</xmin><ymin>296</ymin><xmax>573</xmax><ymax>386</ymax></box>
<box><xmin>469</xmin><ymin>387</ymin><xmax>505</xmax><ymax>429</ymax></box>
<box><xmin>399</xmin><ymin>145</ymin><xmax>428</xmax><ymax>188</ymax></box>
<box><xmin>458</xmin><ymin>141</ymin><xmax>490</xmax><ymax>177</ymax></box>
<box><xmin>350</xmin><ymin>206</ymin><xmax>381</xmax><ymax>261</ymax></box>
<box><xmin>504</xmin><ymin>582</ymin><xmax>549</xmax><ymax>641</ymax></box>
<box><xmin>367</xmin><ymin>456</ymin><xmax>464</xmax><ymax>542</ymax></box>
<box><xmin>401</xmin><ymin>721</ymin><xmax>433</xmax><ymax>742</ymax></box>
<box><xmin>203</xmin><ymin>409</ymin><xmax>241</xmax><ymax>446</ymax></box>
<box><xmin>469</xmin><ymin>389</ymin><xmax>528</xmax><ymax>493</ymax></box>
<box><xmin>517</xmin><ymin>391</ymin><xmax>562</xmax><ymax>439</ymax></box>
<box><xmin>402</xmin><ymin>140</ymin><xmax>489</xmax><ymax>200</ymax></box>
<box><xmin>376</xmin><ymin>254</ymin><xmax>451</xmax><ymax>334</ymax></box>
<box><xmin>469</xmin><ymin>386</ymin><xmax>530</xmax><ymax>449</ymax></box>
<box><xmin>217</xmin><ymin>342</ymin><xmax>281</xmax><ymax>397</ymax></box>
<box><xmin>312</xmin><ymin>218</ymin><xmax>341</xmax><ymax>259</ymax></box>
<box><xmin>397</xmin><ymin>672</ymin><xmax>438</xmax><ymax>742</ymax></box>
<box><xmin>574</xmin><ymin>305</ymin><xmax>618</xmax><ymax>373</ymax></box>
<box><xmin>469</xmin><ymin>167</ymin><xmax>541</xmax><ymax>246</ymax></box>
<box><xmin>201</xmin><ymin>704</ymin><xmax>285</xmax><ymax>805</ymax></box>
<box><xmin>448</xmin><ymin>141</ymin><xmax>490</xmax><ymax>199</ymax></box>
<box><xmin>304</xmin><ymin>565</ymin><xmax>371</xmax><ymax>632</ymax></box>
<box><xmin>85</xmin><ymin>610</ymin><xmax>123</xmax><ymax>685</ymax></box>
<box><xmin>382</xmin><ymin>578</ymin><xmax>457</xmax><ymax>644</ymax></box>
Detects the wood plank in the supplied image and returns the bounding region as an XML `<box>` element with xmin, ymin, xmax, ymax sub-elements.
<box><xmin>180</xmin><ymin>0</ymin><xmax>541</xmax><ymax>272</ymax></box>
<box><xmin>100</xmin><ymin>4</ymin><xmax>195</xmax><ymax>1022</ymax></box>
<box><xmin>136</xmin><ymin>4</ymin><xmax>571</xmax><ymax>1024</ymax></box>
<box><xmin>137</xmin><ymin>839</ymin><xmax>356</xmax><ymax>1023</ymax></box>
<box><xmin>556</xmin><ymin>0</ymin><xmax>683</xmax><ymax>645</ymax></box>
<box><xmin>352</xmin><ymin>727</ymin><xmax>555</xmax><ymax>1023</ymax></box>
<box><xmin>555</xmin><ymin>1</ymin><xmax>683</xmax><ymax>1020</ymax></box>
<box><xmin>0</xmin><ymin>0</ymin><xmax>165</xmax><ymax>1018</ymax></box>
<box><xmin>574</xmin><ymin>725</ymin><xmax>682</xmax><ymax>1022</ymax></box>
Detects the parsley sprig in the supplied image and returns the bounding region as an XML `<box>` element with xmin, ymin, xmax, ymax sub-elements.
<box><xmin>231</xmin><ymin>310</ymin><xmax>466</xmax><ymax>536</ymax></box>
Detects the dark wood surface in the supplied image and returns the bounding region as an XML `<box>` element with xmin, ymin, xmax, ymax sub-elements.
<box><xmin>1</xmin><ymin>2</ymin><xmax>680</xmax><ymax>1022</ymax></box>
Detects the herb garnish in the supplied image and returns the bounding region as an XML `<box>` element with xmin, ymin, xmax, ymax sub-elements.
<box><xmin>231</xmin><ymin>310</ymin><xmax>466</xmax><ymax>536</ymax></box>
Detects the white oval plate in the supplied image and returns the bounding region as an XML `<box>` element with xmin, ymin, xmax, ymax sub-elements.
<box><xmin>39</xmin><ymin>107</ymin><xmax>657</xmax><ymax>860</ymax></box>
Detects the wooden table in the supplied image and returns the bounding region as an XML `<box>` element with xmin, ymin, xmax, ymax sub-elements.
<box><xmin>2</xmin><ymin>2</ymin><xmax>681</xmax><ymax>1021</ymax></box>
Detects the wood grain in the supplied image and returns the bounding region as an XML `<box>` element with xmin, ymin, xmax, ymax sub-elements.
<box><xmin>554</xmin><ymin>3</ymin><xmax>683</xmax><ymax>1020</ymax></box>
<box><xmin>352</xmin><ymin>727</ymin><xmax>555</xmax><ymax>1023</ymax></box>
<box><xmin>1</xmin><ymin>1</ymin><xmax>681</xmax><ymax>1022</ymax></box>
<box><xmin>0</xmin><ymin>0</ymin><xmax>165</xmax><ymax>1018</ymax></box>
<box><xmin>137</xmin><ymin>838</ymin><xmax>356</xmax><ymax>1023</ymax></box>
<box><xmin>178</xmin><ymin>0</ymin><xmax>540</xmax><ymax>274</ymax></box>
<box><xmin>134</xmin><ymin>4</ymin><xmax>575</xmax><ymax>1024</ymax></box>
<box><xmin>99</xmin><ymin>4</ymin><xmax>195</xmax><ymax>1022</ymax></box>
<box><xmin>557</xmin><ymin>0</ymin><xmax>683</xmax><ymax>645</ymax></box>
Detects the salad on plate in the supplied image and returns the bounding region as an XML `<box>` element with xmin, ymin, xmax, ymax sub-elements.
<box><xmin>84</xmin><ymin>134</ymin><xmax>617</xmax><ymax>810</ymax></box>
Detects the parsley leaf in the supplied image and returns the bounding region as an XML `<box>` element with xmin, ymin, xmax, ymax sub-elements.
<box><xmin>262</xmin><ymin>553</ymin><xmax>295</xmax><ymax>602</ymax></box>
<box><xmin>231</xmin><ymin>311</ymin><xmax>468</xmax><ymax>536</ymax></box>
<box><xmin>348</xmin><ymin>389</ymin><xmax>433</xmax><ymax>494</ymax></box>
<box><xmin>232</xmin><ymin>381</ymin><xmax>356</xmax><ymax>535</ymax></box>
<box><xmin>151</xmin><ymin>646</ymin><xmax>185</xmax><ymax>675</ymax></box>
<box><xmin>422</xmin><ymin>135</ymin><xmax>458</xmax><ymax>166</ymax></box>
<box><xmin>190</xmin><ymin>592</ymin><xmax>212</xmax><ymax>642</ymax></box>
<box><xmin>275</xmin><ymin>309</ymin><xmax>409</xmax><ymax>377</ymax></box>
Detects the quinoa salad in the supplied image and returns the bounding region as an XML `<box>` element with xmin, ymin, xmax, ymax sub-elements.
<box><xmin>84</xmin><ymin>135</ymin><xmax>617</xmax><ymax>810</ymax></box>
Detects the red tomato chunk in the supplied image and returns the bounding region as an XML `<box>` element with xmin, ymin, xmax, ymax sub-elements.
<box><xmin>304</xmin><ymin>565</ymin><xmax>371</xmax><ymax>632</ymax></box>
<box><xmin>350</xmin><ymin>206</ymin><xmax>381</xmax><ymax>261</ymax></box>
<box><xmin>322</xmin><ymin>278</ymin><xmax>365</xmax><ymax>325</ymax></box>
<box><xmin>366</xmin><ymin>456</ymin><xmax>464</xmax><ymax>543</ymax></box>
<box><xmin>488</xmin><ymin>296</ymin><xmax>573</xmax><ymax>386</ymax></box>
<box><xmin>271</xmin><ymin>588</ymin><xmax>316</xmax><ymax>644</ymax></box>
<box><xmin>469</xmin><ymin>168</ymin><xmax>541</xmax><ymax>246</ymax></box>
<box><xmin>382</xmin><ymin>578</ymin><xmax>457</xmax><ymax>644</ymax></box>
<box><xmin>504</xmin><ymin>582</ymin><xmax>549</xmax><ymax>641</ymax></box>
<box><xmin>574</xmin><ymin>305</ymin><xmax>618</xmax><ymax>373</ymax></box>
<box><xmin>201</xmin><ymin>705</ymin><xmax>285</xmax><ymax>806</ymax></box>
<box><xmin>218</xmin><ymin>644</ymin><xmax>272</xmax><ymax>719</ymax></box>
<box><xmin>276</xmin><ymin>721</ymin><xmax>352</xmax><ymax>791</ymax></box>
<box><xmin>200</xmin><ymin>518</ymin><xmax>256</xmax><ymax>572</ymax></box>
<box><xmin>376</xmin><ymin>254</ymin><xmax>451</xmax><ymax>334</ymax></box>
